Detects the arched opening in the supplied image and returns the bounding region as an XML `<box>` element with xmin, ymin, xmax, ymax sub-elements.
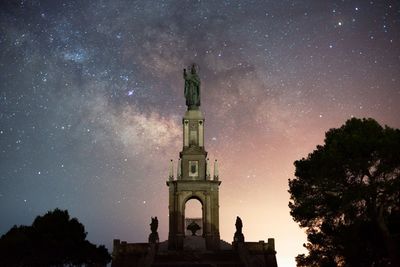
<box><xmin>184</xmin><ymin>198</ymin><xmax>203</xmax><ymax>237</ymax></box>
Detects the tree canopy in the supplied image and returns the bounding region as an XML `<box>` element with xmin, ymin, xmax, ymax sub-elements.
<box><xmin>0</xmin><ymin>208</ymin><xmax>111</xmax><ymax>267</ymax></box>
<box><xmin>288</xmin><ymin>118</ymin><xmax>400</xmax><ymax>267</ymax></box>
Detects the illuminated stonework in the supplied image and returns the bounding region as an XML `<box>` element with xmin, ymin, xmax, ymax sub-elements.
<box><xmin>112</xmin><ymin>65</ymin><xmax>278</xmax><ymax>267</ymax></box>
<box><xmin>167</xmin><ymin>108</ymin><xmax>221</xmax><ymax>250</ymax></box>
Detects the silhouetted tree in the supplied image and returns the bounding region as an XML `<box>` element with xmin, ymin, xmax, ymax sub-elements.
<box><xmin>0</xmin><ymin>208</ymin><xmax>111</xmax><ymax>267</ymax></box>
<box><xmin>289</xmin><ymin>118</ymin><xmax>400</xmax><ymax>267</ymax></box>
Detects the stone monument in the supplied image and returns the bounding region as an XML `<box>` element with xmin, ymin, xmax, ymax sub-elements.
<box><xmin>167</xmin><ymin>63</ymin><xmax>221</xmax><ymax>250</ymax></box>
<box><xmin>111</xmin><ymin>64</ymin><xmax>278</xmax><ymax>267</ymax></box>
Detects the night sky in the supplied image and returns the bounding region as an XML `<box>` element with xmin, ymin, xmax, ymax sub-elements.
<box><xmin>1</xmin><ymin>1</ymin><xmax>399</xmax><ymax>266</ymax></box>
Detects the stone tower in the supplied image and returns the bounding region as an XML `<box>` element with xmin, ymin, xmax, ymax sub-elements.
<box><xmin>167</xmin><ymin>64</ymin><xmax>221</xmax><ymax>250</ymax></box>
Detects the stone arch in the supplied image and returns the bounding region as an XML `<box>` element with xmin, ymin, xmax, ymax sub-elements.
<box><xmin>182</xmin><ymin>194</ymin><xmax>205</xmax><ymax>236</ymax></box>
<box><xmin>167</xmin><ymin>181</ymin><xmax>221</xmax><ymax>250</ymax></box>
<box><xmin>182</xmin><ymin>194</ymin><xmax>204</xmax><ymax>216</ymax></box>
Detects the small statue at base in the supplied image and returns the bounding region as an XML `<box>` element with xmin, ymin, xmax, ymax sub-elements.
<box><xmin>148</xmin><ymin>217</ymin><xmax>159</xmax><ymax>243</ymax></box>
<box><xmin>233</xmin><ymin>216</ymin><xmax>244</xmax><ymax>243</ymax></box>
<box><xmin>187</xmin><ymin>221</ymin><xmax>201</xmax><ymax>236</ymax></box>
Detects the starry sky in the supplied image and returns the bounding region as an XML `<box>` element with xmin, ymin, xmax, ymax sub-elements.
<box><xmin>1</xmin><ymin>1</ymin><xmax>399</xmax><ymax>266</ymax></box>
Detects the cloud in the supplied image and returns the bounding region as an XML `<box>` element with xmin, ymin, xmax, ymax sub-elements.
<box><xmin>117</xmin><ymin>106</ymin><xmax>181</xmax><ymax>153</ymax></box>
<box><xmin>86</xmin><ymin>94</ymin><xmax>181</xmax><ymax>159</ymax></box>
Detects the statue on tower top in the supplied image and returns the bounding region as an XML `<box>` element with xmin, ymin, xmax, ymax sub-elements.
<box><xmin>183</xmin><ymin>64</ymin><xmax>200</xmax><ymax>110</ymax></box>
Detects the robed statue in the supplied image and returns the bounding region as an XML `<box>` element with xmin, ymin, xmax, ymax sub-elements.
<box><xmin>235</xmin><ymin>216</ymin><xmax>243</xmax><ymax>234</ymax></box>
<box><xmin>150</xmin><ymin>217</ymin><xmax>158</xmax><ymax>233</ymax></box>
<box><xmin>149</xmin><ymin>217</ymin><xmax>159</xmax><ymax>243</ymax></box>
<box><xmin>233</xmin><ymin>216</ymin><xmax>244</xmax><ymax>245</ymax></box>
<box><xmin>184</xmin><ymin>64</ymin><xmax>200</xmax><ymax>109</ymax></box>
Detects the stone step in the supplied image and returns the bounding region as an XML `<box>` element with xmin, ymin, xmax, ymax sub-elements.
<box><xmin>155</xmin><ymin>252</ymin><xmax>241</xmax><ymax>260</ymax></box>
<box><xmin>152</xmin><ymin>264</ymin><xmax>244</xmax><ymax>267</ymax></box>
<box><xmin>152</xmin><ymin>251</ymin><xmax>245</xmax><ymax>267</ymax></box>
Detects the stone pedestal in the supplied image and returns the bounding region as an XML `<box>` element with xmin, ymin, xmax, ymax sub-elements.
<box><xmin>167</xmin><ymin>109</ymin><xmax>221</xmax><ymax>251</ymax></box>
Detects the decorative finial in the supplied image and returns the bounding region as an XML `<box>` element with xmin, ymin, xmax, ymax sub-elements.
<box><xmin>206</xmin><ymin>158</ymin><xmax>211</xmax><ymax>180</ymax></box>
<box><xmin>169</xmin><ymin>159</ymin><xmax>174</xmax><ymax>181</ymax></box>
<box><xmin>213</xmin><ymin>159</ymin><xmax>219</xmax><ymax>181</ymax></box>
<box><xmin>177</xmin><ymin>158</ymin><xmax>182</xmax><ymax>179</ymax></box>
<box><xmin>187</xmin><ymin>221</ymin><xmax>201</xmax><ymax>236</ymax></box>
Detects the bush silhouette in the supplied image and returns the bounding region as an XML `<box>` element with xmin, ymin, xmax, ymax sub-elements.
<box><xmin>0</xmin><ymin>208</ymin><xmax>111</xmax><ymax>267</ymax></box>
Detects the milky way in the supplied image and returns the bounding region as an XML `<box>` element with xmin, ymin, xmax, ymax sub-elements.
<box><xmin>1</xmin><ymin>1</ymin><xmax>399</xmax><ymax>266</ymax></box>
